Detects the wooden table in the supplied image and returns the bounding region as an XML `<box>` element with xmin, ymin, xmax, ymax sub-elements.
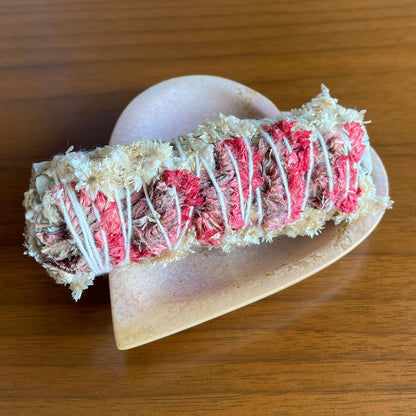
<box><xmin>1</xmin><ymin>0</ymin><xmax>415</xmax><ymax>414</ymax></box>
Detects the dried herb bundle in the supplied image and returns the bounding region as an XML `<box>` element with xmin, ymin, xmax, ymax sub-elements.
<box><xmin>24</xmin><ymin>86</ymin><xmax>390</xmax><ymax>300</ymax></box>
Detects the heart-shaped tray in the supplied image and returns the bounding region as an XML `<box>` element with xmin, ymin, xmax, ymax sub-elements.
<box><xmin>108</xmin><ymin>76</ymin><xmax>389</xmax><ymax>349</ymax></box>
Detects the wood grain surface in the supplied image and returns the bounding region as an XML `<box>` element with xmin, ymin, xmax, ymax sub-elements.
<box><xmin>1</xmin><ymin>0</ymin><xmax>415</xmax><ymax>415</ymax></box>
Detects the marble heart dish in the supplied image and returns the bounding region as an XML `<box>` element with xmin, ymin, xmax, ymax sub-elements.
<box><xmin>108</xmin><ymin>75</ymin><xmax>389</xmax><ymax>349</ymax></box>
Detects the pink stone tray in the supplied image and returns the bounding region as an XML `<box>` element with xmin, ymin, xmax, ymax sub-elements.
<box><xmin>108</xmin><ymin>76</ymin><xmax>389</xmax><ymax>350</ymax></box>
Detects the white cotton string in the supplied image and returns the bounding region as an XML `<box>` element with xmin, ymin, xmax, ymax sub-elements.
<box><xmin>64</xmin><ymin>184</ymin><xmax>105</xmax><ymax>274</ymax></box>
<box><xmin>314</xmin><ymin>128</ymin><xmax>334</xmax><ymax>211</ymax></box>
<box><xmin>255</xmin><ymin>187</ymin><xmax>263</xmax><ymax>227</ymax></box>
<box><xmin>172</xmin><ymin>137</ymin><xmax>185</xmax><ymax>243</ymax></box>
<box><xmin>224</xmin><ymin>143</ymin><xmax>246</xmax><ymax>223</ymax></box>
<box><xmin>242</xmin><ymin>136</ymin><xmax>254</xmax><ymax>226</ymax></box>
<box><xmin>173</xmin><ymin>137</ymin><xmax>187</xmax><ymax>160</ymax></box>
<box><xmin>64</xmin><ymin>184</ymin><xmax>105</xmax><ymax>273</ymax></box>
<box><xmin>302</xmin><ymin>139</ymin><xmax>315</xmax><ymax>211</ymax></box>
<box><xmin>173</xmin><ymin>155</ymin><xmax>201</xmax><ymax>250</ymax></box>
<box><xmin>201</xmin><ymin>158</ymin><xmax>229</xmax><ymax>228</ymax></box>
<box><xmin>114</xmin><ymin>189</ymin><xmax>130</xmax><ymax>265</ymax></box>
<box><xmin>172</xmin><ymin>186</ymin><xmax>182</xmax><ymax>241</ymax></box>
<box><xmin>91</xmin><ymin>202</ymin><xmax>111</xmax><ymax>272</ymax></box>
<box><xmin>345</xmin><ymin>157</ymin><xmax>350</xmax><ymax>196</ymax></box>
<box><xmin>211</xmin><ymin>130</ymin><xmax>222</xmax><ymax>143</ymax></box>
<box><xmin>283</xmin><ymin>136</ymin><xmax>292</xmax><ymax>153</ymax></box>
<box><xmin>142</xmin><ymin>181</ymin><xmax>172</xmax><ymax>251</ymax></box>
<box><xmin>195</xmin><ymin>155</ymin><xmax>201</xmax><ymax>177</ymax></box>
<box><xmin>200</xmin><ymin>132</ymin><xmax>230</xmax><ymax>228</ymax></box>
<box><xmin>56</xmin><ymin>190</ymin><xmax>100</xmax><ymax>275</ymax></box>
<box><xmin>171</xmin><ymin>136</ymin><xmax>187</xmax><ymax>240</ymax></box>
<box><xmin>261</xmin><ymin>130</ymin><xmax>292</xmax><ymax>220</ymax></box>
<box><xmin>125</xmin><ymin>190</ymin><xmax>132</xmax><ymax>264</ymax></box>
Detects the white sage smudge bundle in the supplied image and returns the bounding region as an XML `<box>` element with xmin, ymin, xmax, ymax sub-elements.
<box><xmin>24</xmin><ymin>86</ymin><xmax>391</xmax><ymax>300</ymax></box>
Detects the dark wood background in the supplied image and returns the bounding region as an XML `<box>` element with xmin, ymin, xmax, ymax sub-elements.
<box><xmin>1</xmin><ymin>0</ymin><xmax>415</xmax><ymax>414</ymax></box>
